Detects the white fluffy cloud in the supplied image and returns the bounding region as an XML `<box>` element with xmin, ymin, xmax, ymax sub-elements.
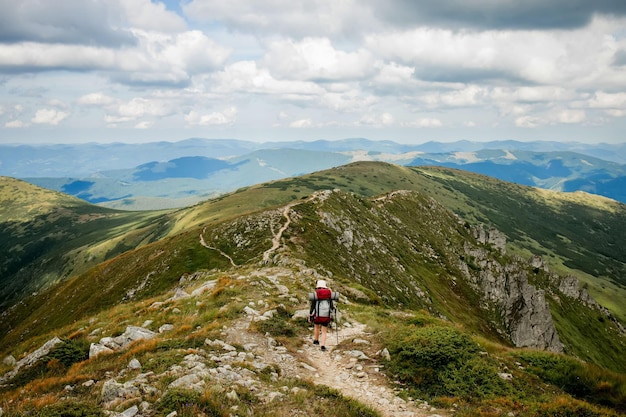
<box><xmin>31</xmin><ymin>108</ymin><xmax>69</xmax><ymax>125</ymax></box>
<box><xmin>0</xmin><ymin>0</ymin><xmax>625</xmax><ymax>143</ymax></box>
<box><xmin>185</xmin><ymin>106</ymin><xmax>237</xmax><ymax>126</ymax></box>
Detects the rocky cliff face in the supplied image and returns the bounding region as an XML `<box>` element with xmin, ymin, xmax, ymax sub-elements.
<box><xmin>462</xmin><ymin>228</ymin><xmax>563</xmax><ymax>352</ymax></box>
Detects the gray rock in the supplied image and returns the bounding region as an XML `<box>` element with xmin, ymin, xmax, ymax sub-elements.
<box><xmin>90</xmin><ymin>343</ymin><xmax>114</xmax><ymax>359</ymax></box>
<box><xmin>0</xmin><ymin>337</ymin><xmax>63</xmax><ymax>384</ymax></box>
<box><xmin>380</xmin><ymin>348</ymin><xmax>391</xmax><ymax>361</ymax></box>
<box><xmin>169</xmin><ymin>289</ymin><xmax>190</xmax><ymax>301</ymax></box>
<box><xmin>2</xmin><ymin>355</ymin><xmax>16</xmax><ymax>367</ymax></box>
<box><xmin>191</xmin><ymin>280</ymin><xmax>217</xmax><ymax>297</ymax></box>
<box><xmin>159</xmin><ymin>324</ymin><xmax>174</xmax><ymax>333</ymax></box>
<box><xmin>120</xmin><ymin>405</ymin><xmax>139</xmax><ymax>417</ymax></box>
<box><xmin>128</xmin><ymin>359</ymin><xmax>142</xmax><ymax>370</ymax></box>
<box><xmin>291</xmin><ymin>309</ymin><xmax>310</xmax><ymax>320</ymax></box>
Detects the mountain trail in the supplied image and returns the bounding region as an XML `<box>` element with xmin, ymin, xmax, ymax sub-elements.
<box><xmin>262</xmin><ymin>201</ymin><xmax>300</xmax><ymax>264</ymax></box>
<box><xmin>298</xmin><ymin>323</ymin><xmax>446</xmax><ymax>417</ymax></box>
<box><xmin>223</xmin><ymin>313</ymin><xmax>446</xmax><ymax>417</ymax></box>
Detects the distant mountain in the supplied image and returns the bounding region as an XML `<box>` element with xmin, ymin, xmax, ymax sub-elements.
<box><xmin>2</xmin><ymin>138</ymin><xmax>625</xmax><ymax>209</ymax></box>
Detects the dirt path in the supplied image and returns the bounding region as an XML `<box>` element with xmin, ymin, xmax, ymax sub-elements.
<box><xmin>299</xmin><ymin>322</ymin><xmax>445</xmax><ymax>417</ymax></box>
<box><xmin>262</xmin><ymin>201</ymin><xmax>299</xmax><ymax>263</ymax></box>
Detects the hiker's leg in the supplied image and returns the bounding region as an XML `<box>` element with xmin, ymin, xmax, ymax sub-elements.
<box><xmin>313</xmin><ymin>324</ymin><xmax>320</xmax><ymax>342</ymax></box>
<box><xmin>320</xmin><ymin>325</ymin><xmax>327</xmax><ymax>347</ymax></box>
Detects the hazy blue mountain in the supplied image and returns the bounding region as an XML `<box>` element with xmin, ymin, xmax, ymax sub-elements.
<box><xmin>4</xmin><ymin>138</ymin><xmax>626</xmax><ymax>208</ymax></box>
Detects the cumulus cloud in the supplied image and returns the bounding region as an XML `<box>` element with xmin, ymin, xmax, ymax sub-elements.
<box><xmin>1</xmin><ymin>0</ymin><xmax>625</xmax><ymax>142</ymax></box>
<box><xmin>263</xmin><ymin>38</ymin><xmax>374</xmax><ymax>81</ymax></box>
<box><xmin>0</xmin><ymin>0</ymin><xmax>133</xmax><ymax>46</ymax></box>
<box><xmin>185</xmin><ymin>106</ymin><xmax>237</xmax><ymax>126</ymax></box>
<box><xmin>5</xmin><ymin>119</ymin><xmax>26</xmax><ymax>128</ymax></box>
<box><xmin>0</xmin><ymin>29</ymin><xmax>230</xmax><ymax>87</ymax></box>
<box><xmin>368</xmin><ymin>0</ymin><xmax>626</xmax><ymax>30</ymax></box>
<box><xmin>290</xmin><ymin>118</ymin><xmax>313</xmax><ymax>128</ymax></box>
<box><xmin>31</xmin><ymin>108</ymin><xmax>69</xmax><ymax>125</ymax></box>
<box><xmin>402</xmin><ymin>118</ymin><xmax>443</xmax><ymax>128</ymax></box>
<box><xmin>183</xmin><ymin>0</ymin><xmax>378</xmax><ymax>38</ymax></box>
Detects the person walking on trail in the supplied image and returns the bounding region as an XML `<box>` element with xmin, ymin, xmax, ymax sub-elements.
<box><xmin>309</xmin><ymin>279</ymin><xmax>334</xmax><ymax>351</ymax></box>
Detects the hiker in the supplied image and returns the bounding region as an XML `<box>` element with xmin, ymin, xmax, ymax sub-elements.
<box><xmin>309</xmin><ymin>279</ymin><xmax>333</xmax><ymax>351</ymax></box>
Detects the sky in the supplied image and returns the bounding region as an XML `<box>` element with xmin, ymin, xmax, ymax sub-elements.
<box><xmin>1</xmin><ymin>0</ymin><xmax>626</xmax><ymax>145</ymax></box>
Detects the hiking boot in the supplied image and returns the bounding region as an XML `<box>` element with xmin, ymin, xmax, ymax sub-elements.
<box><xmin>321</xmin><ymin>346</ymin><xmax>327</xmax><ymax>351</ymax></box>
<box><xmin>313</xmin><ymin>340</ymin><xmax>319</xmax><ymax>345</ymax></box>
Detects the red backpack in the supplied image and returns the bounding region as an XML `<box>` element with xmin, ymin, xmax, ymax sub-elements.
<box><xmin>312</xmin><ymin>288</ymin><xmax>333</xmax><ymax>324</ymax></box>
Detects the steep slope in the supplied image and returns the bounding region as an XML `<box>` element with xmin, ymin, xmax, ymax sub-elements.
<box><xmin>0</xmin><ymin>177</ymin><xmax>175</xmax><ymax>312</ymax></box>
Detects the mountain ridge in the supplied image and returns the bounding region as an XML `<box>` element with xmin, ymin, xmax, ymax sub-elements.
<box><xmin>1</xmin><ymin>164</ymin><xmax>625</xmax><ymax>416</ymax></box>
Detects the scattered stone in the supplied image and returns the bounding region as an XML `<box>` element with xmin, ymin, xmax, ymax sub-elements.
<box><xmin>169</xmin><ymin>289</ymin><xmax>190</xmax><ymax>301</ymax></box>
<box><xmin>120</xmin><ymin>405</ymin><xmax>139</xmax><ymax>417</ymax></box>
<box><xmin>141</xmin><ymin>320</ymin><xmax>153</xmax><ymax>328</ymax></box>
<box><xmin>191</xmin><ymin>280</ymin><xmax>217</xmax><ymax>297</ymax></box>
<box><xmin>128</xmin><ymin>359</ymin><xmax>142</xmax><ymax>370</ymax></box>
<box><xmin>380</xmin><ymin>348</ymin><xmax>391</xmax><ymax>361</ymax></box>
<box><xmin>244</xmin><ymin>306</ymin><xmax>259</xmax><ymax>316</ymax></box>
<box><xmin>226</xmin><ymin>390</ymin><xmax>239</xmax><ymax>401</ymax></box>
<box><xmin>498</xmin><ymin>372</ymin><xmax>513</xmax><ymax>381</ymax></box>
<box><xmin>159</xmin><ymin>324</ymin><xmax>174</xmax><ymax>333</ymax></box>
<box><xmin>352</xmin><ymin>338</ymin><xmax>370</xmax><ymax>345</ymax></box>
<box><xmin>2</xmin><ymin>355</ymin><xmax>16</xmax><ymax>367</ymax></box>
<box><xmin>291</xmin><ymin>309</ymin><xmax>310</xmax><ymax>320</ymax></box>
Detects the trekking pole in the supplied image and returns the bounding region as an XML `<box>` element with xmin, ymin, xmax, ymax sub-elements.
<box><xmin>334</xmin><ymin>306</ymin><xmax>339</xmax><ymax>345</ymax></box>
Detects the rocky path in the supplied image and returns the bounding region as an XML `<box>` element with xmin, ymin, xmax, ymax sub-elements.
<box><xmin>298</xmin><ymin>323</ymin><xmax>445</xmax><ymax>417</ymax></box>
<box><xmin>223</xmin><ymin>310</ymin><xmax>446</xmax><ymax>417</ymax></box>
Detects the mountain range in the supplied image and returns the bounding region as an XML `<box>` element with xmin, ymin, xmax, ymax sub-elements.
<box><xmin>1</xmin><ymin>138</ymin><xmax>625</xmax><ymax>210</ymax></box>
<box><xmin>1</xmin><ymin>161</ymin><xmax>625</xmax><ymax>416</ymax></box>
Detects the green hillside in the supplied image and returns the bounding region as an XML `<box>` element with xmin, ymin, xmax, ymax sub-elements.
<box><xmin>3</xmin><ymin>162</ymin><xmax>624</xmax><ymax>342</ymax></box>
<box><xmin>0</xmin><ymin>177</ymin><xmax>175</xmax><ymax>312</ymax></box>
<box><xmin>1</xmin><ymin>163</ymin><xmax>625</xmax><ymax>417</ymax></box>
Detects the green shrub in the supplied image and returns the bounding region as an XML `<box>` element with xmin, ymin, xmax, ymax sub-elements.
<box><xmin>516</xmin><ymin>350</ymin><xmax>626</xmax><ymax>411</ymax></box>
<box><xmin>530</xmin><ymin>396</ymin><xmax>620</xmax><ymax>417</ymax></box>
<box><xmin>440</xmin><ymin>357</ymin><xmax>511</xmax><ymax>400</ymax></box>
<box><xmin>255</xmin><ymin>306</ymin><xmax>306</xmax><ymax>338</ymax></box>
<box><xmin>386</xmin><ymin>325</ymin><xmax>483</xmax><ymax>397</ymax></box>
<box><xmin>47</xmin><ymin>338</ymin><xmax>90</xmax><ymax>368</ymax></box>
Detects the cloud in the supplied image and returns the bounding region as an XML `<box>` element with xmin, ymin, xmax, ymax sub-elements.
<box><xmin>121</xmin><ymin>0</ymin><xmax>187</xmax><ymax>33</ymax></box>
<box><xmin>31</xmin><ymin>108</ymin><xmax>69</xmax><ymax>125</ymax></box>
<box><xmin>290</xmin><ymin>118</ymin><xmax>312</xmax><ymax>128</ymax></box>
<box><xmin>0</xmin><ymin>0</ymin><xmax>134</xmax><ymax>46</ymax></box>
<box><xmin>183</xmin><ymin>0</ymin><xmax>378</xmax><ymax>38</ymax></box>
<box><xmin>0</xmin><ymin>29</ymin><xmax>230</xmax><ymax>86</ymax></box>
<box><xmin>358</xmin><ymin>112</ymin><xmax>395</xmax><ymax>127</ymax></box>
<box><xmin>78</xmin><ymin>93</ymin><xmax>117</xmax><ymax>106</ymax></box>
<box><xmin>105</xmin><ymin>97</ymin><xmax>174</xmax><ymax>124</ymax></box>
<box><xmin>402</xmin><ymin>118</ymin><xmax>443</xmax><ymax>128</ymax></box>
<box><xmin>185</xmin><ymin>106</ymin><xmax>237</xmax><ymax>126</ymax></box>
<box><xmin>515</xmin><ymin>108</ymin><xmax>586</xmax><ymax>127</ymax></box>
<box><xmin>263</xmin><ymin>37</ymin><xmax>374</xmax><ymax>81</ymax></box>
<box><xmin>368</xmin><ymin>0</ymin><xmax>626</xmax><ymax>30</ymax></box>
<box><xmin>4</xmin><ymin>119</ymin><xmax>26</xmax><ymax>128</ymax></box>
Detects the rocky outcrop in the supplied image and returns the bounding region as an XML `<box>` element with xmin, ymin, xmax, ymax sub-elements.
<box><xmin>89</xmin><ymin>326</ymin><xmax>157</xmax><ymax>359</ymax></box>
<box><xmin>463</xmin><ymin>230</ymin><xmax>563</xmax><ymax>352</ymax></box>
<box><xmin>472</xmin><ymin>225</ymin><xmax>507</xmax><ymax>254</ymax></box>
<box><xmin>0</xmin><ymin>337</ymin><xmax>64</xmax><ymax>385</ymax></box>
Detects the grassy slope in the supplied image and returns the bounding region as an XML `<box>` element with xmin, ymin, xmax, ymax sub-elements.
<box><xmin>1</xmin><ymin>193</ymin><xmax>624</xmax><ymax>417</ymax></box>
<box><xmin>0</xmin><ymin>177</ymin><xmax>175</xmax><ymax>311</ymax></box>
<box><xmin>2</xmin><ymin>162</ymin><xmax>624</xmax><ymax>361</ymax></box>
